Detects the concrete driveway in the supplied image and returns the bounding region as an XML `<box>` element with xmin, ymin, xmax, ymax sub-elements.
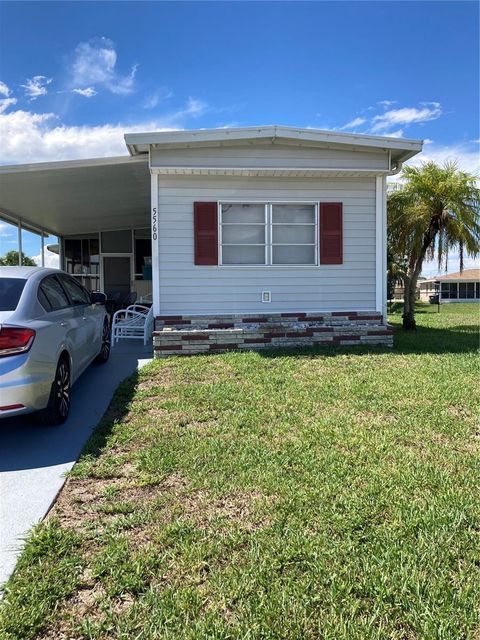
<box><xmin>0</xmin><ymin>342</ymin><xmax>152</xmax><ymax>587</ymax></box>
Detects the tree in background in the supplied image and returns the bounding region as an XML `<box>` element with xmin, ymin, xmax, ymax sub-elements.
<box><xmin>388</xmin><ymin>162</ymin><xmax>479</xmax><ymax>330</ymax></box>
<box><xmin>0</xmin><ymin>250</ymin><xmax>37</xmax><ymax>266</ymax></box>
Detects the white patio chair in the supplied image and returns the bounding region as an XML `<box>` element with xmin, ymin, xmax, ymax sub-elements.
<box><xmin>138</xmin><ymin>293</ymin><xmax>153</xmax><ymax>305</ymax></box>
<box><xmin>111</xmin><ymin>304</ymin><xmax>154</xmax><ymax>347</ymax></box>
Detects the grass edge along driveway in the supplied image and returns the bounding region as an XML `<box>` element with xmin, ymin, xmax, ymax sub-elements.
<box><xmin>1</xmin><ymin>303</ymin><xmax>479</xmax><ymax>640</ymax></box>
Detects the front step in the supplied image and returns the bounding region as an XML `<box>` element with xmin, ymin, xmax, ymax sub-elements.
<box><xmin>153</xmin><ymin>312</ymin><xmax>393</xmax><ymax>357</ymax></box>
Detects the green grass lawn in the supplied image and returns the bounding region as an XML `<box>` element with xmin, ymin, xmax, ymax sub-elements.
<box><xmin>1</xmin><ymin>304</ymin><xmax>479</xmax><ymax>640</ymax></box>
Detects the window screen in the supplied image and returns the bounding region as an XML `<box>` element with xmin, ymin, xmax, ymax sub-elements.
<box><xmin>271</xmin><ymin>204</ymin><xmax>316</xmax><ymax>265</ymax></box>
<box><xmin>221</xmin><ymin>204</ymin><xmax>266</xmax><ymax>265</ymax></box>
<box><xmin>219</xmin><ymin>203</ymin><xmax>317</xmax><ymax>266</ymax></box>
<box><xmin>101</xmin><ymin>230</ymin><xmax>132</xmax><ymax>253</ymax></box>
<box><xmin>441</xmin><ymin>283</ymin><xmax>458</xmax><ymax>299</ymax></box>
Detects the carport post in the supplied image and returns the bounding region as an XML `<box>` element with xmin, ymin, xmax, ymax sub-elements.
<box><xmin>17</xmin><ymin>221</ymin><xmax>22</xmax><ymax>266</ymax></box>
<box><xmin>41</xmin><ymin>230</ymin><xmax>45</xmax><ymax>267</ymax></box>
<box><xmin>150</xmin><ymin>171</ymin><xmax>160</xmax><ymax>316</ymax></box>
<box><xmin>58</xmin><ymin>236</ymin><xmax>64</xmax><ymax>270</ymax></box>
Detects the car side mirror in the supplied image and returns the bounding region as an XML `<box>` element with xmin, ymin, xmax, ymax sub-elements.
<box><xmin>91</xmin><ymin>292</ymin><xmax>107</xmax><ymax>305</ymax></box>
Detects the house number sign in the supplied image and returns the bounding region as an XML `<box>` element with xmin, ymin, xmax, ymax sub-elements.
<box><xmin>152</xmin><ymin>206</ymin><xmax>158</xmax><ymax>241</ymax></box>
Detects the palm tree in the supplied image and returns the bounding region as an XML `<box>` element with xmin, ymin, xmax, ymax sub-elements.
<box><xmin>388</xmin><ymin>161</ymin><xmax>480</xmax><ymax>330</ymax></box>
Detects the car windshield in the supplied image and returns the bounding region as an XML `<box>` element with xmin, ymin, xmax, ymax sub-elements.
<box><xmin>0</xmin><ymin>278</ymin><xmax>27</xmax><ymax>311</ymax></box>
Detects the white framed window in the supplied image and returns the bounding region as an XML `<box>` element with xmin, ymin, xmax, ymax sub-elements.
<box><xmin>219</xmin><ymin>202</ymin><xmax>318</xmax><ymax>266</ymax></box>
<box><xmin>220</xmin><ymin>203</ymin><xmax>267</xmax><ymax>265</ymax></box>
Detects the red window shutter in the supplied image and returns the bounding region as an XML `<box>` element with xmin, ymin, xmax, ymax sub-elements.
<box><xmin>320</xmin><ymin>202</ymin><xmax>343</xmax><ymax>264</ymax></box>
<box><xmin>194</xmin><ymin>202</ymin><xmax>218</xmax><ymax>265</ymax></box>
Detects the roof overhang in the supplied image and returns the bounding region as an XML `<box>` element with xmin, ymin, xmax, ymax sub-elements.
<box><xmin>125</xmin><ymin>125</ymin><xmax>423</xmax><ymax>166</ymax></box>
<box><xmin>0</xmin><ymin>126</ymin><xmax>423</xmax><ymax>238</ymax></box>
<box><xmin>0</xmin><ymin>156</ymin><xmax>150</xmax><ymax>237</ymax></box>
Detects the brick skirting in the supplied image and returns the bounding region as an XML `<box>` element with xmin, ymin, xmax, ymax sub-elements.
<box><xmin>153</xmin><ymin>312</ymin><xmax>393</xmax><ymax>357</ymax></box>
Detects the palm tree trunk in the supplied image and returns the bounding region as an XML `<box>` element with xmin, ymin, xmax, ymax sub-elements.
<box><xmin>403</xmin><ymin>252</ymin><xmax>434</xmax><ymax>329</ymax></box>
<box><xmin>403</xmin><ymin>273</ymin><xmax>418</xmax><ymax>330</ymax></box>
<box><xmin>402</xmin><ymin>220</ymin><xmax>441</xmax><ymax>330</ymax></box>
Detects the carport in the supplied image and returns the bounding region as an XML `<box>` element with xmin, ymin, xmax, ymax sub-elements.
<box><xmin>0</xmin><ymin>155</ymin><xmax>151</xmax><ymax>299</ymax></box>
<box><xmin>0</xmin><ymin>156</ymin><xmax>154</xmax><ymax>586</ymax></box>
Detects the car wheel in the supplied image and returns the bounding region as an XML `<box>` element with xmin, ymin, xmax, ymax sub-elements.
<box><xmin>95</xmin><ymin>318</ymin><xmax>111</xmax><ymax>364</ymax></box>
<box><xmin>38</xmin><ymin>356</ymin><xmax>71</xmax><ymax>425</ymax></box>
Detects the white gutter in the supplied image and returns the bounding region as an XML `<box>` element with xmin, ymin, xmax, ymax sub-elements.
<box><xmin>389</xmin><ymin>161</ymin><xmax>404</xmax><ymax>175</ymax></box>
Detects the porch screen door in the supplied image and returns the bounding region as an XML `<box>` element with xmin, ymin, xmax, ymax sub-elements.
<box><xmin>103</xmin><ymin>256</ymin><xmax>132</xmax><ymax>298</ymax></box>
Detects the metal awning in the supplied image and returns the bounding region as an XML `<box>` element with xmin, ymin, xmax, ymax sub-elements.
<box><xmin>0</xmin><ymin>156</ymin><xmax>150</xmax><ymax>237</ymax></box>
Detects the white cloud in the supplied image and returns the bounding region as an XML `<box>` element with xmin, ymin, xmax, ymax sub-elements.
<box><xmin>384</xmin><ymin>129</ymin><xmax>404</xmax><ymax>138</ymax></box>
<box><xmin>32</xmin><ymin>249</ymin><xmax>59</xmax><ymax>269</ymax></box>
<box><xmin>340</xmin><ymin>101</ymin><xmax>444</xmax><ymax>138</ymax></box>
<box><xmin>142</xmin><ymin>87</ymin><xmax>173</xmax><ymax>109</ymax></box>
<box><xmin>0</xmin><ymin>96</ymin><xmax>210</xmax><ymax>164</ymax></box>
<box><xmin>0</xmin><ymin>221</ymin><xmax>17</xmax><ymax>238</ymax></box>
<box><xmin>70</xmin><ymin>37</ymin><xmax>137</xmax><ymax>95</ymax></box>
<box><xmin>72</xmin><ymin>87</ymin><xmax>97</xmax><ymax>98</ymax></box>
<box><xmin>371</xmin><ymin>104</ymin><xmax>442</xmax><ymax>133</ymax></box>
<box><xmin>0</xmin><ymin>81</ymin><xmax>11</xmax><ymax>97</ymax></box>
<box><xmin>0</xmin><ymin>109</ymin><xmax>136</xmax><ymax>162</ymax></box>
<box><xmin>407</xmin><ymin>141</ymin><xmax>480</xmax><ymax>175</ymax></box>
<box><xmin>340</xmin><ymin>116</ymin><xmax>366</xmax><ymax>130</ymax></box>
<box><xmin>21</xmin><ymin>75</ymin><xmax>53</xmax><ymax>100</ymax></box>
<box><xmin>0</xmin><ymin>98</ymin><xmax>17</xmax><ymax>114</ymax></box>
<box><xmin>177</xmin><ymin>96</ymin><xmax>208</xmax><ymax>118</ymax></box>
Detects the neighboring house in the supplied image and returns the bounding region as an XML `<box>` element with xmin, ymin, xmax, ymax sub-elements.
<box><xmin>436</xmin><ymin>269</ymin><xmax>480</xmax><ymax>303</ymax></box>
<box><xmin>392</xmin><ymin>278</ymin><xmax>425</xmax><ymax>301</ymax></box>
<box><xmin>0</xmin><ymin>126</ymin><xmax>422</xmax><ymax>355</ymax></box>
<box><xmin>418</xmin><ymin>278</ymin><xmax>437</xmax><ymax>302</ymax></box>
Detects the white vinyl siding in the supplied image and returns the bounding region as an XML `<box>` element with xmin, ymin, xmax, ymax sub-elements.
<box><xmin>155</xmin><ymin>175</ymin><xmax>377</xmax><ymax>314</ymax></box>
<box><xmin>151</xmin><ymin>144</ymin><xmax>389</xmax><ymax>171</ymax></box>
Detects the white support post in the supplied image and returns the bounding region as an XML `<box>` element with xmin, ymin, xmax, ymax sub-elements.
<box><xmin>41</xmin><ymin>230</ymin><xmax>45</xmax><ymax>267</ymax></box>
<box><xmin>59</xmin><ymin>236</ymin><xmax>64</xmax><ymax>271</ymax></box>
<box><xmin>375</xmin><ymin>176</ymin><xmax>387</xmax><ymax>321</ymax></box>
<box><xmin>150</xmin><ymin>172</ymin><xmax>160</xmax><ymax>317</ymax></box>
<box><xmin>17</xmin><ymin>221</ymin><xmax>22</xmax><ymax>266</ymax></box>
<box><xmin>382</xmin><ymin>176</ymin><xmax>387</xmax><ymax>320</ymax></box>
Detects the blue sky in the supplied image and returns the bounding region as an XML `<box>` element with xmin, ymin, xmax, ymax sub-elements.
<box><xmin>0</xmin><ymin>1</ymin><xmax>478</xmax><ymax>274</ymax></box>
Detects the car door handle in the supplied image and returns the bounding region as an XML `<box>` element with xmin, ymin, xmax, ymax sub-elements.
<box><xmin>60</xmin><ymin>322</ymin><xmax>67</xmax><ymax>327</ymax></box>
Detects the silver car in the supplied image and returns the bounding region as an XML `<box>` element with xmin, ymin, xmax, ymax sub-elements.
<box><xmin>0</xmin><ymin>267</ymin><xmax>110</xmax><ymax>424</ymax></box>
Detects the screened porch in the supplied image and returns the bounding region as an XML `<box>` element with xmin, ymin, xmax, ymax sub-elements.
<box><xmin>0</xmin><ymin>155</ymin><xmax>152</xmax><ymax>306</ymax></box>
